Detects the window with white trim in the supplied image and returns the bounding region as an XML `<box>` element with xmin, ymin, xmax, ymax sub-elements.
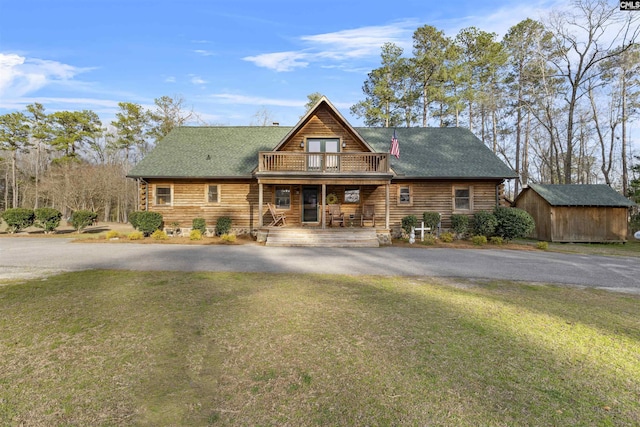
<box><xmin>207</xmin><ymin>184</ymin><xmax>220</xmax><ymax>203</ymax></box>
<box><xmin>275</xmin><ymin>186</ymin><xmax>291</xmax><ymax>209</ymax></box>
<box><xmin>453</xmin><ymin>186</ymin><xmax>472</xmax><ymax>211</ymax></box>
<box><xmin>155</xmin><ymin>185</ymin><xmax>172</xmax><ymax>206</ymax></box>
<box><xmin>398</xmin><ymin>185</ymin><xmax>412</xmax><ymax>206</ymax></box>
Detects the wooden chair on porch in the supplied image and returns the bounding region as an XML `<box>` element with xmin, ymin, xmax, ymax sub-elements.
<box><xmin>361</xmin><ymin>204</ymin><xmax>376</xmax><ymax>227</ymax></box>
<box><xmin>267</xmin><ymin>203</ymin><xmax>286</xmax><ymax>226</ymax></box>
<box><xmin>328</xmin><ymin>204</ymin><xmax>345</xmax><ymax>227</ymax></box>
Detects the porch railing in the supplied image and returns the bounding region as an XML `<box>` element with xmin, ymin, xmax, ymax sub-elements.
<box><xmin>258</xmin><ymin>152</ymin><xmax>390</xmax><ymax>173</ymax></box>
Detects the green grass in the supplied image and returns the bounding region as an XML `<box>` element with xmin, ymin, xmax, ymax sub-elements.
<box><xmin>1</xmin><ymin>271</ymin><xmax>639</xmax><ymax>426</ymax></box>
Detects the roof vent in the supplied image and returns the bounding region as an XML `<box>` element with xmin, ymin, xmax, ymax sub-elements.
<box><xmin>206</xmin><ymin>155</ymin><xmax>211</xmax><ymax>160</ymax></box>
<box><xmin>272</xmin><ymin>122</ymin><xmax>279</xmax><ymax>126</ymax></box>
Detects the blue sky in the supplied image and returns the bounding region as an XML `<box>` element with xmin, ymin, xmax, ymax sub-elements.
<box><xmin>0</xmin><ymin>0</ymin><xmax>577</xmax><ymax>127</ymax></box>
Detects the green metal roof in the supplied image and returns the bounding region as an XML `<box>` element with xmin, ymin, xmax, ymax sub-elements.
<box><xmin>528</xmin><ymin>183</ymin><xmax>636</xmax><ymax>207</ymax></box>
<box><xmin>129</xmin><ymin>126</ymin><xmax>290</xmax><ymax>178</ymax></box>
<box><xmin>129</xmin><ymin>126</ymin><xmax>517</xmax><ymax>180</ymax></box>
<box><xmin>357</xmin><ymin>127</ymin><xmax>517</xmax><ymax>179</ymax></box>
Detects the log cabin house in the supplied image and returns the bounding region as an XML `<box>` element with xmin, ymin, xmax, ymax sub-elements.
<box><xmin>514</xmin><ymin>183</ymin><xmax>636</xmax><ymax>243</ymax></box>
<box><xmin>128</xmin><ymin>97</ymin><xmax>516</xmax><ymax>244</ymax></box>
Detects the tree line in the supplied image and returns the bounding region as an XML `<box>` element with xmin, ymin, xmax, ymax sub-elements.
<box><xmin>350</xmin><ymin>0</ymin><xmax>640</xmax><ymax>196</ymax></box>
<box><xmin>0</xmin><ymin>96</ymin><xmax>195</xmax><ymax>221</ymax></box>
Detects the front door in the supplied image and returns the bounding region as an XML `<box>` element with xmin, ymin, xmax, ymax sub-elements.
<box><xmin>302</xmin><ymin>186</ymin><xmax>319</xmax><ymax>223</ymax></box>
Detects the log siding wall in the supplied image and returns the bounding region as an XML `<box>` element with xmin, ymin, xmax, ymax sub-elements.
<box><xmin>141</xmin><ymin>178</ymin><xmax>501</xmax><ymax>233</ymax></box>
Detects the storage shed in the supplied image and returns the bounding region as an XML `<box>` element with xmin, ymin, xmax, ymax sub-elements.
<box><xmin>514</xmin><ymin>184</ymin><xmax>636</xmax><ymax>243</ymax></box>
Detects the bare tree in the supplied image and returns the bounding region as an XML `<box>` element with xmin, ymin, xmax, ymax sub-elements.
<box><xmin>0</xmin><ymin>112</ymin><xmax>30</xmax><ymax>208</ymax></box>
<box><xmin>148</xmin><ymin>95</ymin><xmax>198</xmax><ymax>144</ymax></box>
<box><xmin>251</xmin><ymin>107</ymin><xmax>277</xmax><ymax>126</ymax></box>
<box><xmin>545</xmin><ymin>0</ymin><xmax>640</xmax><ymax>184</ymax></box>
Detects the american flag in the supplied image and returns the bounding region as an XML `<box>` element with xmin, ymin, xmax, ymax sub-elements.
<box><xmin>390</xmin><ymin>129</ymin><xmax>399</xmax><ymax>159</ymax></box>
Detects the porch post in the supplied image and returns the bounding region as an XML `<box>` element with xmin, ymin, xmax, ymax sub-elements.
<box><xmin>385</xmin><ymin>183</ymin><xmax>390</xmax><ymax>229</ymax></box>
<box><xmin>258</xmin><ymin>183</ymin><xmax>263</xmax><ymax>227</ymax></box>
<box><xmin>321</xmin><ymin>184</ymin><xmax>326</xmax><ymax>229</ymax></box>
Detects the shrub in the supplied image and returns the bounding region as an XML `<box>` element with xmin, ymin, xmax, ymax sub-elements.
<box><xmin>422</xmin><ymin>212</ymin><xmax>441</xmax><ymax>230</ymax></box>
<box><xmin>151</xmin><ymin>229</ymin><xmax>169</xmax><ymax>240</ymax></box>
<box><xmin>401</xmin><ymin>215</ymin><xmax>418</xmax><ymax>234</ymax></box>
<box><xmin>70</xmin><ymin>210</ymin><xmax>98</xmax><ymax>233</ymax></box>
<box><xmin>128</xmin><ymin>211</ymin><xmax>142</xmax><ymax>230</ymax></box>
<box><xmin>472</xmin><ymin>211</ymin><xmax>497</xmax><ymax>237</ymax></box>
<box><xmin>472</xmin><ymin>235</ymin><xmax>488</xmax><ymax>246</ymax></box>
<box><xmin>1</xmin><ymin>208</ymin><xmax>35</xmax><ymax>233</ymax></box>
<box><xmin>128</xmin><ymin>231</ymin><xmax>144</xmax><ymax>240</ymax></box>
<box><xmin>105</xmin><ymin>230</ymin><xmax>120</xmax><ymax>239</ymax></box>
<box><xmin>536</xmin><ymin>241</ymin><xmax>549</xmax><ymax>250</ymax></box>
<box><xmin>421</xmin><ymin>235</ymin><xmax>437</xmax><ymax>246</ymax></box>
<box><xmin>34</xmin><ymin>207</ymin><xmax>62</xmax><ymax>233</ymax></box>
<box><xmin>221</xmin><ymin>233</ymin><xmax>237</xmax><ymax>243</ymax></box>
<box><xmin>450</xmin><ymin>214</ymin><xmax>469</xmax><ymax>237</ymax></box>
<box><xmin>192</xmin><ymin>217</ymin><xmax>206</xmax><ymax>235</ymax></box>
<box><xmin>136</xmin><ymin>211</ymin><xmax>163</xmax><ymax>236</ymax></box>
<box><xmin>630</xmin><ymin>212</ymin><xmax>640</xmax><ymax>233</ymax></box>
<box><xmin>493</xmin><ymin>206</ymin><xmax>535</xmax><ymax>241</ymax></box>
<box><xmin>215</xmin><ymin>216</ymin><xmax>232</xmax><ymax>236</ymax></box>
<box><xmin>489</xmin><ymin>236</ymin><xmax>504</xmax><ymax>245</ymax></box>
<box><xmin>190</xmin><ymin>229</ymin><xmax>202</xmax><ymax>240</ymax></box>
<box><xmin>440</xmin><ymin>232</ymin><xmax>454</xmax><ymax>243</ymax></box>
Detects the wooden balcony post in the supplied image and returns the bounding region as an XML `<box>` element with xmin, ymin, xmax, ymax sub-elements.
<box><xmin>258</xmin><ymin>183</ymin><xmax>263</xmax><ymax>227</ymax></box>
<box><xmin>321</xmin><ymin>184</ymin><xmax>326</xmax><ymax>229</ymax></box>
<box><xmin>385</xmin><ymin>183</ymin><xmax>390</xmax><ymax>229</ymax></box>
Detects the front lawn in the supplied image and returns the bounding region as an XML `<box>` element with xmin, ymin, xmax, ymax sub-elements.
<box><xmin>1</xmin><ymin>271</ymin><xmax>639</xmax><ymax>426</ymax></box>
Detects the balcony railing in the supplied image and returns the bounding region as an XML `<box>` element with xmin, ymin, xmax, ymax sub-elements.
<box><xmin>258</xmin><ymin>152</ymin><xmax>390</xmax><ymax>174</ymax></box>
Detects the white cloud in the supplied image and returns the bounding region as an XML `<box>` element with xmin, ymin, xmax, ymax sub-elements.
<box><xmin>243</xmin><ymin>51</ymin><xmax>311</xmax><ymax>72</ymax></box>
<box><xmin>243</xmin><ymin>21</ymin><xmax>416</xmax><ymax>72</ymax></box>
<box><xmin>190</xmin><ymin>75</ymin><xmax>207</xmax><ymax>85</ymax></box>
<box><xmin>301</xmin><ymin>23</ymin><xmax>414</xmax><ymax>57</ymax></box>
<box><xmin>194</xmin><ymin>49</ymin><xmax>215</xmax><ymax>56</ymax></box>
<box><xmin>435</xmin><ymin>0</ymin><xmax>564</xmax><ymax>37</ymax></box>
<box><xmin>164</xmin><ymin>76</ymin><xmax>176</xmax><ymax>83</ymax></box>
<box><xmin>0</xmin><ymin>52</ymin><xmax>92</xmax><ymax>98</ymax></box>
<box><xmin>0</xmin><ymin>96</ymin><xmax>122</xmax><ymax>117</ymax></box>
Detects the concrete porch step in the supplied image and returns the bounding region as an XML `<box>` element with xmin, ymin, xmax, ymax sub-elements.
<box><xmin>265</xmin><ymin>227</ymin><xmax>380</xmax><ymax>247</ymax></box>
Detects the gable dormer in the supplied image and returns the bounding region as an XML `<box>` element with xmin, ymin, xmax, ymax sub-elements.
<box><xmin>256</xmin><ymin>97</ymin><xmax>391</xmax><ymax>179</ymax></box>
<box><xmin>273</xmin><ymin>96</ymin><xmax>377</xmax><ymax>154</ymax></box>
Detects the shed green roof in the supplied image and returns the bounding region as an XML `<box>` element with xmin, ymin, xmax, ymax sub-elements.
<box><xmin>527</xmin><ymin>184</ymin><xmax>635</xmax><ymax>207</ymax></box>
<box><xmin>129</xmin><ymin>126</ymin><xmax>516</xmax><ymax>180</ymax></box>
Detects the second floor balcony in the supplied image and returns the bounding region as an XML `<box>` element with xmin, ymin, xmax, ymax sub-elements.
<box><xmin>258</xmin><ymin>152</ymin><xmax>390</xmax><ymax>175</ymax></box>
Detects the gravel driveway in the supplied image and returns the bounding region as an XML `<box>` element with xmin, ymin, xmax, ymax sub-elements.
<box><xmin>1</xmin><ymin>238</ymin><xmax>639</xmax><ymax>294</ymax></box>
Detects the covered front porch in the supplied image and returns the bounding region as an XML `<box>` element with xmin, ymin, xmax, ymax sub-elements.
<box><xmin>256</xmin><ymin>181</ymin><xmax>392</xmax><ymax>229</ymax></box>
<box><xmin>254</xmin><ymin>149</ymin><xmax>393</xmax><ymax>246</ymax></box>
